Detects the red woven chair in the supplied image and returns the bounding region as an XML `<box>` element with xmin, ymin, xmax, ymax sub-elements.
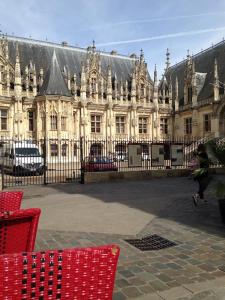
<box><xmin>0</xmin><ymin>244</ymin><xmax>120</xmax><ymax>300</ymax></box>
<box><xmin>0</xmin><ymin>208</ymin><xmax>41</xmax><ymax>254</ymax></box>
<box><xmin>0</xmin><ymin>191</ymin><xmax>23</xmax><ymax>212</ymax></box>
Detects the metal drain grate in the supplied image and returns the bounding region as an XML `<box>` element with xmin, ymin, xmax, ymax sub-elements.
<box><xmin>125</xmin><ymin>234</ymin><xmax>177</xmax><ymax>251</ymax></box>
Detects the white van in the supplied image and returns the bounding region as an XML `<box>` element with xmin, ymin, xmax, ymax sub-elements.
<box><xmin>0</xmin><ymin>141</ymin><xmax>44</xmax><ymax>175</ymax></box>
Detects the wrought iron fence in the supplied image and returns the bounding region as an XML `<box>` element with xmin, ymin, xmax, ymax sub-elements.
<box><xmin>0</xmin><ymin>138</ymin><xmax>82</xmax><ymax>188</ymax></box>
<box><xmin>0</xmin><ymin>137</ymin><xmax>221</xmax><ymax>188</ymax></box>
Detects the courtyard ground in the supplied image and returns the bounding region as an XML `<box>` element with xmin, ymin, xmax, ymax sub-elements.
<box><xmin>15</xmin><ymin>175</ymin><xmax>225</xmax><ymax>299</ymax></box>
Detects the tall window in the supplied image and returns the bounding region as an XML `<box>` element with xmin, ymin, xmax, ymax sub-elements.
<box><xmin>140</xmin><ymin>83</ymin><xmax>145</xmax><ymax>97</ymax></box>
<box><xmin>61</xmin><ymin>143</ymin><xmax>67</xmax><ymax>157</ymax></box>
<box><xmin>50</xmin><ymin>144</ymin><xmax>58</xmax><ymax>157</ymax></box>
<box><xmin>28</xmin><ymin>111</ymin><xmax>34</xmax><ymax>131</ymax></box>
<box><xmin>204</xmin><ymin>114</ymin><xmax>211</xmax><ymax>132</ymax></box>
<box><xmin>91</xmin><ymin>115</ymin><xmax>101</xmax><ymax>133</ymax></box>
<box><xmin>0</xmin><ymin>109</ymin><xmax>7</xmax><ymax>130</ymax></box>
<box><xmin>61</xmin><ymin>116</ymin><xmax>67</xmax><ymax>131</ymax></box>
<box><xmin>91</xmin><ymin>78</ymin><xmax>96</xmax><ymax>92</ymax></box>
<box><xmin>184</xmin><ymin>118</ymin><xmax>192</xmax><ymax>134</ymax></box>
<box><xmin>187</xmin><ymin>87</ymin><xmax>192</xmax><ymax>103</ymax></box>
<box><xmin>160</xmin><ymin>118</ymin><xmax>168</xmax><ymax>134</ymax></box>
<box><xmin>116</xmin><ymin>116</ymin><xmax>125</xmax><ymax>134</ymax></box>
<box><xmin>50</xmin><ymin>115</ymin><xmax>57</xmax><ymax>130</ymax></box>
<box><xmin>139</xmin><ymin>117</ymin><xmax>147</xmax><ymax>133</ymax></box>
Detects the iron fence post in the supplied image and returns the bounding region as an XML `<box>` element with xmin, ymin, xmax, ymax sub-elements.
<box><xmin>80</xmin><ymin>136</ymin><xmax>85</xmax><ymax>184</ymax></box>
<box><xmin>43</xmin><ymin>137</ymin><xmax>47</xmax><ymax>185</ymax></box>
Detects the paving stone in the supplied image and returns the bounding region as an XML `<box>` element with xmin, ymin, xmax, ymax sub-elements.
<box><xmin>129</xmin><ymin>266</ymin><xmax>143</xmax><ymax>273</ymax></box>
<box><xmin>156</xmin><ymin>273</ymin><xmax>173</xmax><ymax>283</ymax></box>
<box><xmin>158</xmin><ymin>286</ymin><xmax>192</xmax><ymax>300</ymax></box>
<box><xmin>116</xmin><ymin>279</ymin><xmax>130</xmax><ymax>288</ymax></box>
<box><xmin>138</xmin><ymin>271</ymin><xmax>157</xmax><ymax>282</ymax></box>
<box><xmin>166</xmin><ymin>262</ymin><xmax>183</xmax><ymax>270</ymax></box>
<box><xmin>128</xmin><ymin>277</ymin><xmax>146</xmax><ymax>286</ymax></box>
<box><xmin>198</xmin><ymin>264</ymin><xmax>217</xmax><ymax>272</ymax></box>
<box><xmin>138</xmin><ymin>284</ymin><xmax>155</xmax><ymax>294</ymax></box>
<box><xmin>149</xmin><ymin>280</ymin><xmax>169</xmax><ymax>292</ymax></box>
<box><xmin>113</xmin><ymin>291</ymin><xmax>127</xmax><ymax>300</ymax></box>
<box><xmin>189</xmin><ymin>290</ymin><xmax>215</xmax><ymax>300</ymax></box>
<box><xmin>123</xmin><ymin>286</ymin><xmax>143</xmax><ymax>298</ymax></box>
<box><xmin>119</xmin><ymin>270</ymin><xmax>135</xmax><ymax>278</ymax></box>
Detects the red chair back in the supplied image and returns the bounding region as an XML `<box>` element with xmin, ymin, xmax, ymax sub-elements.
<box><xmin>0</xmin><ymin>244</ymin><xmax>120</xmax><ymax>300</ymax></box>
<box><xmin>0</xmin><ymin>208</ymin><xmax>41</xmax><ymax>254</ymax></box>
<box><xmin>0</xmin><ymin>191</ymin><xmax>23</xmax><ymax>212</ymax></box>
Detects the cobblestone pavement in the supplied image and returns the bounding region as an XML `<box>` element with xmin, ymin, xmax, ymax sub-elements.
<box><xmin>19</xmin><ymin>176</ymin><xmax>225</xmax><ymax>299</ymax></box>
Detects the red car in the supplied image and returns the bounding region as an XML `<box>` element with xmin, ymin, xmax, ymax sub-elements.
<box><xmin>82</xmin><ymin>156</ymin><xmax>118</xmax><ymax>172</ymax></box>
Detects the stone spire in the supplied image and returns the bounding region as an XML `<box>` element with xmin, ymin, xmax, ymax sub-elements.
<box><xmin>72</xmin><ymin>73</ymin><xmax>76</xmax><ymax>95</ymax></box>
<box><xmin>39</xmin><ymin>68</ymin><xmax>44</xmax><ymax>86</ymax></box>
<box><xmin>131</xmin><ymin>70</ymin><xmax>136</xmax><ymax>99</ymax></box>
<box><xmin>33</xmin><ymin>64</ymin><xmax>37</xmax><ymax>95</ymax></box>
<box><xmin>175</xmin><ymin>76</ymin><xmax>179</xmax><ymax>111</ymax></box>
<box><xmin>107</xmin><ymin>65</ymin><xmax>112</xmax><ymax>96</ymax></box>
<box><xmin>153</xmin><ymin>65</ymin><xmax>158</xmax><ymax>102</ymax></box>
<box><xmin>154</xmin><ymin>64</ymin><xmax>157</xmax><ymax>84</ymax></box>
<box><xmin>140</xmin><ymin>49</ymin><xmax>144</xmax><ymax>63</ymax></box>
<box><xmin>15</xmin><ymin>43</ymin><xmax>21</xmax><ymax>85</ymax></box>
<box><xmin>165</xmin><ymin>48</ymin><xmax>170</xmax><ymax>70</ymax></box>
<box><xmin>214</xmin><ymin>57</ymin><xmax>219</xmax><ymax>101</ymax></box>
<box><xmin>5</xmin><ymin>40</ymin><xmax>9</xmax><ymax>60</ymax></box>
<box><xmin>80</xmin><ymin>62</ymin><xmax>86</xmax><ymax>100</ymax></box>
<box><xmin>92</xmin><ymin>40</ymin><xmax>96</xmax><ymax>52</ymax></box>
<box><xmin>114</xmin><ymin>73</ymin><xmax>118</xmax><ymax>100</ymax></box>
<box><xmin>25</xmin><ymin>65</ymin><xmax>29</xmax><ymax>96</ymax></box>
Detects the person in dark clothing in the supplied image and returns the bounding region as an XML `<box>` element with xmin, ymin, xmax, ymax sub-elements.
<box><xmin>192</xmin><ymin>143</ymin><xmax>210</xmax><ymax>206</ymax></box>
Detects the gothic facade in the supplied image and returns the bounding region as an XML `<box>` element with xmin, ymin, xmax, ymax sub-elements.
<box><xmin>161</xmin><ymin>43</ymin><xmax>225</xmax><ymax>140</ymax></box>
<box><xmin>0</xmin><ymin>35</ymin><xmax>172</xmax><ymax>153</ymax></box>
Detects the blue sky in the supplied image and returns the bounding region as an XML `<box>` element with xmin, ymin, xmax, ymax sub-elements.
<box><xmin>1</xmin><ymin>0</ymin><xmax>225</xmax><ymax>77</ymax></box>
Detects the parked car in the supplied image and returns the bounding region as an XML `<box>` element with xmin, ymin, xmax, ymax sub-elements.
<box><xmin>0</xmin><ymin>141</ymin><xmax>44</xmax><ymax>175</ymax></box>
<box><xmin>82</xmin><ymin>156</ymin><xmax>118</xmax><ymax>172</ymax></box>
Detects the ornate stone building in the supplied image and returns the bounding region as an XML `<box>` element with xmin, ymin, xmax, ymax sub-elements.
<box><xmin>162</xmin><ymin>42</ymin><xmax>225</xmax><ymax>139</ymax></box>
<box><xmin>0</xmin><ymin>35</ymin><xmax>172</xmax><ymax>153</ymax></box>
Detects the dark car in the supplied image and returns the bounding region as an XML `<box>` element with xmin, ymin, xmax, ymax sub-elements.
<box><xmin>82</xmin><ymin>156</ymin><xmax>118</xmax><ymax>172</ymax></box>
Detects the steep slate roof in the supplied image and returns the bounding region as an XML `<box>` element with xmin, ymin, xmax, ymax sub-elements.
<box><xmin>38</xmin><ymin>51</ymin><xmax>70</xmax><ymax>96</ymax></box>
<box><xmin>166</xmin><ymin>40</ymin><xmax>225</xmax><ymax>104</ymax></box>
<box><xmin>5</xmin><ymin>36</ymin><xmax>138</xmax><ymax>85</ymax></box>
